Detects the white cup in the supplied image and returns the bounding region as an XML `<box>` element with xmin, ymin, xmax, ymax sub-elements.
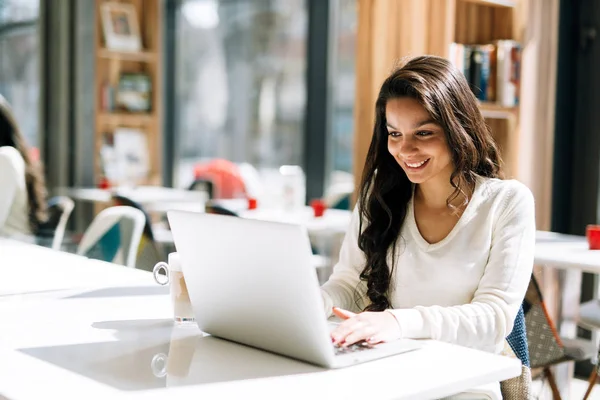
<box><xmin>153</xmin><ymin>252</ymin><xmax>195</xmax><ymax>323</ymax></box>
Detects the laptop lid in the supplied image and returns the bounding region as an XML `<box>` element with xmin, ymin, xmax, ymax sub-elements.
<box><xmin>167</xmin><ymin>211</ymin><xmax>334</xmax><ymax>366</ymax></box>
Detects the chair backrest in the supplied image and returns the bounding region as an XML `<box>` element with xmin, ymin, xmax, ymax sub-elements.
<box><xmin>205</xmin><ymin>202</ymin><xmax>239</xmax><ymax>216</ymax></box>
<box><xmin>522</xmin><ymin>273</ymin><xmax>565</xmax><ymax>368</ymax></box>
<box><xmin>323</xmin><ymin>182</ymin><xmax>354</xmax><ymax>210</ymax></box>
<box><xmin>188</xmin><ymin>178</ymin><xmax>215</xmax><ymax>199</ymax></box>
<box><xmin>112</xmin><ymin>195</ymin><xmax>154</xmax><ymax>240</ymax></box>
<box><xmin>505</xmin><ymin>306</ymin><xmax>530</xmax><ymax>366</ymax></box>
<box><xmin>112</xmin><ymin>194</ymin><xmax>162</xmax><ymax>271</ymax></box>
<box><xmin>193</xmin><ymin>159</ymin><xmax>247</xmax><ymax>199</ymax></box>
<box><xmin>77</xmin><ymin>206</ymin><xmax>145</xmax><ymax>268</ymax></box>
<box><xmin>37</xmin><ymin>196</ymin><xmax>75</xmax><ymax>250</ymax></box>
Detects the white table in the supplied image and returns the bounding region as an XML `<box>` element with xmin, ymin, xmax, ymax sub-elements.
<box><xmin>534</xmin><ymin>230</ymin><xmax>600</xmax><ymax>398</ymax></box>
<box><xmin>535</xmin><ymin>230</ymin><xmax>599</xmax><ymax>274</ymax></box>
<box><xmin>154</xmin><ymin>206</ymin><xmax>352</xmax><ymax>245</ymax></box>
<box><xmin>0</xmin><ymin>242</ymin><xmax>521</xmax><ymax>400</ymax></box>
<box><xmin>0</xmin><ymin>239</ymin><xmax>155</xmax><ymax>298</ymax></box>
<box><xmin>0</xmin><ymin>293</ymin><xmax>521</xmax><ymax>400</ymax></box>
<box><xmin>56</xmin><ymin>186</ymin><xmax>207</xmax><ymax>208</ymax></box>
<box><xmin>240</xmin><ymin>207</ymin><xmax>351</xmax><ymax>235</ymax></box>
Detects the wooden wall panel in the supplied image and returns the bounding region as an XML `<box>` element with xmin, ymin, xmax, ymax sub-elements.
<box><xmin>517</xmin><ymin>0</ymin><xmax>559</xmax><ymax>231</ymax></box>
<box><xmin>455</xmin><ymin>1</ymin><xmax>514</xmax><ymax>43</ymax></box>
<box><xmin>353</xmin><ymin>0</ymin><xmax>454</xmax><ymax>195</ymax></box>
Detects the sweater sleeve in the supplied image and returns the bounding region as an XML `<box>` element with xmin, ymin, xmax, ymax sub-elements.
<box><xmin>388</xmin><ymin>183</ymin><xmax>536</xmax><ymax>352</ymax></box>
<box><xmin>320</xmin><ymin>206</ymin><xmax>368</xmax><ymax>316</ymax></box>
<box><xmin>0</xmin><ymin>150</ymin><xmax>20</xmax><ymax>229</ymax></box>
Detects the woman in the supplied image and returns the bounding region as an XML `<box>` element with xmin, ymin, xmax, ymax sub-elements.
<box><xmin>321</xmin><ymin>56</ymin><xmax>534</xmax><ymax>398</ymax></box>
<box><xmin>0</xmin><ymin>94</ymin><xmax>47</xmax><ymax>238</ymax></box>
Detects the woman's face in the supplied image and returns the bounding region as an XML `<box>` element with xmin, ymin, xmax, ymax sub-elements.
<box><xmin>386</xmin><ymin>97</ymin><xmax>453</xmax><ymax>185</ymax></box>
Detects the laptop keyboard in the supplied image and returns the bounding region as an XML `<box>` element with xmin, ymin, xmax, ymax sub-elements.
<box><xmin>333</xmin><ymin>341</ymin><xmax>374</xmax><ymax>355</ymax></box>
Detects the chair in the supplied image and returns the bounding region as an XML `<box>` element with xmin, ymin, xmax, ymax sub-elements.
<box><xmin>323</xmin><ymin>182</ymin><xmax>354</xmax><ymax>210</ymax></box>
<box><xmin>36</xmin><ymin>196</ymin><xmax>75</xmax><ymax>250</ymax></box>
<box><xmin>112</xmin><ymin>194</ymin><xmax>164</xmax><ymax>271</ymax></box>
<box><xmin>188</xmin><ymin>178</ymin><xmax>215</xmax><ymax>199</ymax></box>
<box><xmin>77</xmin><ymin>206</ymin><xmax>145</xmax><ymax>268</ymax></box>
<box><xmin>576</xmin><ymin>299</ymin><xmax>600</xmax><ymax>399</ymax></box>
<box><xmin>501</xmin><ymin>306</ymin><xmax>532</xmax><ymax>399</ymax></box>
<box><xmin>193</xmin><ymin>158</ymin><xmax>247</xmax><ymax>199</ymax></box>
<box><xmin>205</xmin><ymin>202</ymin><xmax>239</xmax><ymax>216</ymax></box>
<box><xmin>517</xmin><ymin>274</ymin><xmax>596</xmax><ymax>399</ymax></box>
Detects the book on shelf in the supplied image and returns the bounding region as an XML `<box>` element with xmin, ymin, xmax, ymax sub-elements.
<box><xmin>449</xmin><ymin>40</ymin><xmax>521</xmax><ymax>108</ymax></box>
<box><xmin>116</xmin><ymin>73</ymin><xmax>152</xmax><ymax>112</ymax></box>
<box><xmin>100</xmin><ymin>81</ymin><xmax>116</xmax><ymax>112</ymax></box>
<box><xmin>99</xmin><ymin>128</ymin><xmax>149</xmax><ymax>185</ymax></box>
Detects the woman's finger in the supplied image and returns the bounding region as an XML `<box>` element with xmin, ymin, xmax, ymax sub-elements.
<box><xmin>366</xmin><ymin>334</ymin><xmax>384</xmax><ymax>344</ymax></box>
<box><xmin>331</xmin><ymin>318</ymin><xmax>363</xmax><ymax>345</ymax></box>
<box><xmin>332</xmin><ymin>307</ymin><xmax>356</xmax><ymax>320</ymax></box>
<box><xmin>342</xmin><ymin>325</ymin><xmax>376</xmax><ymax>347</ymax></box>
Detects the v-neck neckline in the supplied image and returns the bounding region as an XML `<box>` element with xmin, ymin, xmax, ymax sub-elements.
<box><xmin>407</xmin><ymin>176</ymin><xmax>484</xmax><ymax>252</ymax></box>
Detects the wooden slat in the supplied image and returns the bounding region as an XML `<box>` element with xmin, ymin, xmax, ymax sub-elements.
<box><xmin>460</xmin><ymin>0</ymin><xmax>517</xmax><ymax>7</ymax></box>
<box><xmin>353</xmin><ymin>0</ymin><xmax>457</xmax><ymax>198</ymax></box>
<box><xmin>428</xmin><ymin>0</ymin><xmax>456</xmax><ymax>58</ymax></box>
<box><xmin>479</xmin><ymin>102</ymin><xmax>519</xmax><ymax>119</ymax></box>
<box><xmin>455</xmin><ymin>1</ymin><xmax>514</xmax><ymax>44</ymax></box>
<box><xmin>516</xmin><ymin>0</ymin><xmax>560</xmax><ymax>231</ymax></box>
<box><xmin>97</xmin><ymin>48</ymin><xmax>157</xmax><ymax>62</ymax></box>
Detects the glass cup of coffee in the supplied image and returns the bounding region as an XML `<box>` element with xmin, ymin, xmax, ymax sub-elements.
<box><xmin>153</xmin><ymin>252</ymin><xmax>195</xmax><ymax>324</ymax></box>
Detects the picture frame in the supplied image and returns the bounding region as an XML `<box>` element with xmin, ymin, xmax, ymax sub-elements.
<box><xmin>100</xmin><ymin>2</ymin><xmax>142</xmax><ymax>52</ymax></box>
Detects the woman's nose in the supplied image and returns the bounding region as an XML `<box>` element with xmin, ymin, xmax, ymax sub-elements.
<box><xmin>397</xmin><ymin>136</ymin><xmax>418</xmax><ymax>156</ymax></box>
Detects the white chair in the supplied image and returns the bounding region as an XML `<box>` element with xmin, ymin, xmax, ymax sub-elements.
<box><xmin>49</xmin><ymin>196</ymin><xmax>75</xmax><ymax>250</ymax></box>
<box><xmin>36</xmin><ymin>196</ymin><xmax>75</xmax><ymax>250</ymax></box>
<box><xmin>77</xmin><ymin>206</ymin><xmax>145</xmax><ymax>268</ymax></box>
<box><xmin>323</xmin><ymin>181</ymin><xmax>354</xmax><ymax>210</ymax></box>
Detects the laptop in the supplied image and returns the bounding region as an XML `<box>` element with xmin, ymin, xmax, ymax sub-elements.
<box><xmin>167</xmin><ymin>210</ymin><xmax>422</xmax><ymax>368</ymax></box>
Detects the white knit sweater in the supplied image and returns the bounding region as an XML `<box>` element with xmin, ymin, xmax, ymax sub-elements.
<box><xmin>0</xmin><ymin>146</ymin><xmax>32</xmax><ymax>238</ymax></box>
<box><xmin>321</xmin><ymin>176</ymin><xmax>536</xmax><ymax>355</ymax></box>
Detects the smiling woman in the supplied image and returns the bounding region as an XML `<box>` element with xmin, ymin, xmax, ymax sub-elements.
<box><xmin>320</xmin><ymin>55</ymin><xmax>535</xmax><ymax>399</ymax></box>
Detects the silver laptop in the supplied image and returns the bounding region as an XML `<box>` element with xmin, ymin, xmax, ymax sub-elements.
<box><xmin>167</xmin><ymin>210</ymin><xmax>421</xmax><ymax>368</ymax></box>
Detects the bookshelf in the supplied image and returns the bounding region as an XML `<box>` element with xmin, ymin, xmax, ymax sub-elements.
<box><xmin>354</xmin><ymin>0</ymin><xmax>527</xmax><ymax>192</ymax></box>
<box><xmin>94</xmin><ymin>0</ymin><xmax>162</xmax><ymax>187</ymax></box>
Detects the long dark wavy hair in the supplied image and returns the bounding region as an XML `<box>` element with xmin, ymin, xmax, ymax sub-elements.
<box><xmin>0</xmin><ymin>94</ymin><xmax>47</xmax><ymax>233</ymax></box>
<box><xmin>358</xmin><ymin>55</ymin><xmax>503</xmax><ymax>311</ymax></box>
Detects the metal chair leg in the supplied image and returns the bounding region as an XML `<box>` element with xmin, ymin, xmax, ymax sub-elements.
<box><xmin>544</xmin><ymin>367</ymin><xmax>562</xmax><ymax>400</ymax></box>
<box><xmin>583</xmin><ymin>368</ymin><xmax>599</xmax><ymax>400</ymax></box>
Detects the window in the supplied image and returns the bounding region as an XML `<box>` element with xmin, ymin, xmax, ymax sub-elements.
<box><xmin>174</xmin><ymin>0</ymin><xmax>307</xmax><ymax>188</ymax></box>
<box><xmin>328</xmin><ymin>0</ymin><xmax>356</xmax><ymax>187</ymax></box>
<box><xmin>0</xmin><ymin>0</ymin><xmax>40</xmax><ymax>148</ymax></box>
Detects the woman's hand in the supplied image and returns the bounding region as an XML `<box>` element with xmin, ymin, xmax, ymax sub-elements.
<box><xmin>330</xmin><ymin>307</ymin><xmax>402</xmax><ymax>347</ymax></box>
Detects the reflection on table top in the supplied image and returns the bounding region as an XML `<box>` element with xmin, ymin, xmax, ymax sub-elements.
<box><xmin>0</xmin><ymin>241</ymin><xmax>521</xmax><ymax>399</ymax></box>
<box><xmin>0</xmin><ymin>291</ymin><xmax>521</xmax><ymax>400</ymax></box>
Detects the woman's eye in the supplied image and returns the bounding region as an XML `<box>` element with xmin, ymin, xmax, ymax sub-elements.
<box><xmin>416</xmin><ymin>131</ymin><xmax>432</xmax><ymax>137</ymax></box>
<box><xmin>388</xmin><ymin>131</ymin><xmax>401</xmax><ymax>138</ymax></box>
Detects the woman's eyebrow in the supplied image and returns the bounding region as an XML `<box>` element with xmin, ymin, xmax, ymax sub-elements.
<box><xmin>412</xmin><ymin>118</ymin><xmax>437</xmax><ymax>129</ymax></box>
<box><xmin>386</xmin><ymin>119</ymin><xmax>437</xmax><ymax>130</ymax></box>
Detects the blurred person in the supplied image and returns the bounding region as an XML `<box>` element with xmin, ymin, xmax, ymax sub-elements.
<box><xmin>320</xmin><ymin>56</ymin><xmax>535</xmax><ymax>399</ymax></box>
<box><xmin>0</xmin><ymin>94</ymin><xmax>47</xmax><ymax>239</ymax></box>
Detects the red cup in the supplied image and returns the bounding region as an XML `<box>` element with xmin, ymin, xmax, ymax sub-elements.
<box><xmin>587</xmin><ymin>225</ymin><xmax>600</xmax><ymax>250</ymax></box>
<box><xmin>310</xmin><ymin>199</ymin><xmax>326</xmax><ymax>218</ymax></box>
<box><xmin>98</xmin><ymin>176</ymin><xmax>111</xmax><ymax>189</ymax></box>
<box><xmin>248</xmin><ymin>197</ymin><xmax>258</xmax><ymax>210</ymax></box>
